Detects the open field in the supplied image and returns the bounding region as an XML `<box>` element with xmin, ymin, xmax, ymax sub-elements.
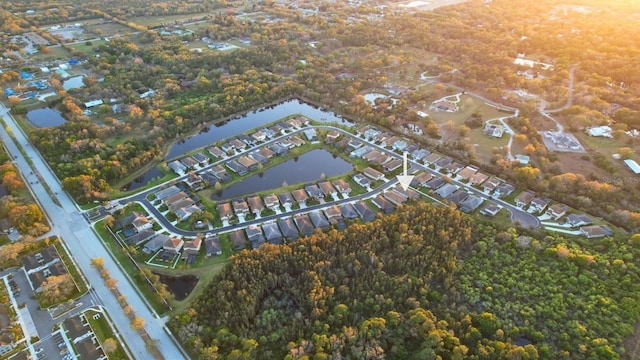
<box><xmin>129</xmin><ymin>14</ymin><xmax>209</xmax><ymax>27</ymax></box>
<box><xmin>68</xmin><ymin>40</ymin><xmax>107</xmax><ymax>55</ymax></box>
<box><xmin>31</xmin><ymin>45</ymin><xmax>70</xmax><ymax>62</ymax></box>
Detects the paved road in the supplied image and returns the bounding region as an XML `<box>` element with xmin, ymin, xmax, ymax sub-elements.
<box><xmin>0</xmin><ymin>103</ymin><xmax>187</xmax><ymax>360</ymax></box>
<box><xmin>117</xmin><ymin>125</ymin><xmax>539</xmax><ymax>234</ymax></box>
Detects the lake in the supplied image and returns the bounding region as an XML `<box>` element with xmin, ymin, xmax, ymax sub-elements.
<box><xmin>125</xmin><ymin>99</ymin><xmax>355</xmax><ymax>190</ymax></box>
<box><xmin>211</xmin><ymin>149</ymin><xmax>353</xmax><ymax>200</ymax></box>
<box><xmin>165</xmin><ymin>99</ymin><xmax>354</xmax><ymax>159</ymax></box>
<box><xmin>26</xmin><ymin>108</ymin><xmax>67</xmax><ymax>128</ymax></box>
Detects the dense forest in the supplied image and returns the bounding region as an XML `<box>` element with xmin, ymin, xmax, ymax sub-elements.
<box><xmin>169</xmin><ymin>203</ymin><xmax>640</xmax><ymax>359</ymax></box>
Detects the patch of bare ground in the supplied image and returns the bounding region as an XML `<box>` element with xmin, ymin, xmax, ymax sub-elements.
<box><xmin>553</xmin><ymin>152</ymin><xmax>603</xmax><ymax>178</ymax></box>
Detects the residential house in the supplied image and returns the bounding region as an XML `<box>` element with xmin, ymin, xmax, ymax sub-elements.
<box><xmin>247</xmin><ymin>195</ymin><xmax>265</xmax><ymax>215</ymax></box>
<box><xmin>494</xmin><ymin>183</ymin><xmax>516</xmax><ymax>198</ymax></box>
<box><xmin>174</xmin><ymin>204</ymin><xmax>201</xmax><ymax>222</ymax></box>
<box><xmin>371</xmin><ymin>153</ymin><xmax>391</xmax><ymax>166</ymax></box>
<box><xmin>292</xmin><ymin>189</ymin><xmax>309</xmax><ymax>205</ymax></box>
<box><xmin>353</xmin><ymin>201</ymin><xmax>376</xmax><ymax>221</ymax></box>
<box><xmin>237</xmin><ymin>156</ymin><xmax>258</xmax><ymax>171</ymax></box>
<box><xmin>180</xmin><ymin>156</ymin><xmax>199</xmax><ymax>169</ymax></box>
<box><xmin>132</xmin><ymin>214</ymin><xmax>153</xmax><ymax>232</ymax></box>
<box><xmin>515</xmin><ymin>190</ymin><xmax>536</xmax><ymax>208</ymax></box>
<box><xmin>238</xmin><ymin>134</ymin><xmax>256</xmax><ymax>147</ymax></box>
<box><xmin>326</xmin><ymin>130</ymin><xmax>340</xmax><ymax>142</ymax></box>
<box><xmin>192</xmin><ymin>152</ymin><xmax>210</xmax><ymax>166</ymax></box>
<box><xmin>392</xmin><ymin>139</ymin><xmax>408</xmax><ymax>152</ymax></box>
<box><xmin>332</xmin><ymin>179</ymin><xmax>352</xmax><ymax>195</ymax></box>
<box><xmin>443</xmin><ymin>161</ymin><xmax>465</xmax><ymax>175</ymax></box>
<box><xmin>278</xmin><ymin>192</ymin><xmax>295</xmax><ymax>208</ymax></box>
<box><xmin>373</xmin><ymin>132</ymin><xmax>391</xmax><ymax>144</ymax></box>
<box><xmin>263</xmin><ymin>194</ymin><xmax>280</xmax><ymax>210</ymax></box>
<box><xmin>483</xmin><ymin>177</ymin><xmax>501</xmax><ymax>193</ymax></box>
<box><xmin>286</xmin><ymin>117</ymin><xmax>303</xmax><ymax>129</ymax></box>
<box><xmin>232</xmin><ymin>198</ymin><xmax>250</xmax><ymax>216</ymax></box>
<box><xmin>411</xmin><ymin>148</ymin><xmax>431</xmax><ymax>161</ymax></box>
<box><xmin>318</xmin><ymin>181</ymin><xmax>338</xmax><ymax>198</ymax></box>
<box><xmin>381</xmin><ymin>136</ymin><xmax>400</xmax><ymax>148</ymax></box>
<box><xmin>457</xmin><ymin>166</ymin><xmax>478</xmax><ymax>181</ymax></box>
<box><xmin>580</xmin><ymin>225</ymin><xmax>613</xmax><ymax>239</ymax></box>
<box><xmin>383</xmin><ymin>191</ymin><xmax>407</xmax><ymax>206</ymax></box>
<box><xmin>184</xmin><ymin>172</ymin><xmax>204</xmax><ymax>190</ymax></box>
<box><xmin>204</xmin><ymin>235</ymin><xmax>222</xmax><ymax>256</ymax></box>
<box><xmin>155</xmin><ymin>185</ymin><xmax>182</xmax><ymax>201</ymax></box>
<box><xmin>363</xmin><ymin>167</ymin><xmax>384</xmax><ymax>180</ymax></box>
<box><xmin>226</xmin><ymin>160</ymin><xmax>248</xmax><ymax>175</ymax></box>
<box><xmin>278</xmin><ymin>138</ymin><xmax>294</xmax><ymax>149</ymax></box>
<box><xmin>470</xmin><ymin>172</ymin><xmax>489</xmax><ymax>186</ymax></box>
<box><xmin>221</xmin><ymin>141</ymin><xmax>236</xmax><ymax>154</ymax></box>
<box><xmin>363</xmin><ymin>150</ymin><xmax>383</xmax><ymax>162</ymax></box>
<box><xmin>230</xmin><ymin>138</ymin><xmax>247</xmax><ymax>151</ymax></box>
<box><xmin>269</xmin><ymin>143</ymin><xmax>289</xmax><ymax>156</ymax></box>
<box><xmin>249</xmin><ymin>151</ymin><xmax>268</xmax><ymax>164</ymax></box>
<box><xmin>566</xmin><ymin>214</ymin><xmax>593</xmax><ymax>228</ymax></box>
<box><xmin>262</xmin><ymin>222</ymin><xmax>284</xmax><ymax>244</ymax></box>
<box><xmin>383</xmin><ymin>159</ymin><xmax>402</xmax><ymax>172</ymax></box>
<box><xmin>168</xmin><ymin>160</ymin><xmax>187</xmax><ymax>174</ymax></box>
<box><xmin>210</xmin><ymin>165</ymin><xmax>232</xmax><ymax>183</ymax></box>
<box><xmin>480</xmin><ymin>202</ymin><xmax>502</xmax><ymax>217</ymax></box>
<box><xmin>431</xmin><ymin>99</ymin><xmax>458</xmax><ymax>112</ymax></box>
<box><xmin>304</xmin><ymin>128</ymin><xmax>319</xmax><ymax>142</ymax></box>
<box><xmin>304</xmin><ymin>184</ymin><xmax>324</xmax><ymax>200</ymax></box>
<box><xmin>259</xmin><ymin>146</ymin><xmax>276</xmax><ymax>159</ymax></box>
<box><xmin>435</xmin><ymin>183</ymin><xmax>458</xmax><ymax>198</ymax></box>
<box><xmin>143</xmin><ymin>234</ymin><xmax>170</xmax><ymax>254</ymax></box>
<box><xmin>346</xmin><ymin>139</ymin><xmax>364</xmax><ymax>152</ymax></box>
<box><xmin>217</xmin><ymin>202</ymin><xmax>234</xmax><ymax>221</ymax></box>
<box><xmin>424</xmin><ymin>153</ymin><xmax>441</xmax><ymax>165</ymax></box>
<box><xmin>261</xmin><ymin>127</ymin><xmax>276</xmax><ymax>139</ymax></box>
<box><xmin>125</xmin><ymin>229</ymin><xmax>156</xmax><ymax>247</ymax></box>
<box><xmin>434</xmin><ymin>157</ymin><xmax>453</xmax><ymax>169</ymax></box>
<box><xmin>22</xmin><ymin>245</ymin><xmax>59</xmax><ymax>273</ymax></box>
<box><xmin>309</xmin><ymin>211</ymin><xmax>331</xmax><ymax>231</ymax></box>
<box><xmin>289</xmin><ymin>136</ymin><xmax>306</xmax><ymax>147</ymax></box>
<box><xmin>294</xmin><ymin>214</ymin><xmax>315</xmax><ymax>236</ymax></box>
<box><xmin>547</xmin><ymin>204</ymin><xmax>570</xmax><ymax>220</ymax></box>
<box><xmin>325</xmin><ymin>206</ymin><xmax>345</xmax><ymax>229</ymax></box>
<box><xmin>229</xmin><ymin>229</ymin><xmax>247</xmax><ymax>250</ymax></box>
<box><xmin>529</xmin><ymin>197</ymin><xmax>551</xmax><ymax>213</ymax></box>
<box><xmin>207</xmin><ymin>146</ymin><xmax>226</xmax><ymax>159</ymax></box>
<box><xmin>340</xmin><ymin>203</ymin><xmax>359</xmax><ymax>219</ymax></box>
<box><xmin>372</xmin><ymin>195</ymin><xmax>395</xmax><ymax>214</ymax></box>
<box><xmin>245</xmin><ymin>224</ymin><xmax>264</xmax><ymax>242</ymax></box>
<box><xmin>278</xmin><ymin>218</ymin><xmax>299</xmax><ymax>241</ymax></box>
<box><xmin>350</xmin><ymin>145</ymin><xmax>374</xmax><ymax>158</ymax></box>
<box><xmin>412</xmin><ymin>172</ymin><xmax>433</xmax><ymax>187</ymax></box>
<box><xmin>446</xmin><ymin>189</ymin><xmax>469</xmax><ymax>205</ymax></box>
<box><xmin>181</xmin><ymin>238</ymin><xmax>202</xmax><ymax>264</ymax></box>
<box><xmin>251</xmin><ymin>131</ymin><xmax>266</xmax><ymax>142</ymax></box>
<box><xmin>353</xmin><ymin>173</ymin><xmax>372</xmax><ymax>188</ymax></box>
<box><xmin>163</xmin><ymin>191</ymin><xmax>188</xmax><ymax>207</ymax></box>
<box><xmin>424</xmin><ymin>177</ymin><xmax>445</xmax><ymax>190</ymax></box>
<box><xmin>164</xmin><ymin>237</ymin><xmax>185</xmax><ymax>254</ymax></box>
<box><xmin>460</xmin><ymin>195</ymin><xmax>484</xmax><ymax>213</ymax></box>
<box><xmin>393</xmin><ymin>184</ymin><xmax>421</xmax><ymax>200</ymax></box>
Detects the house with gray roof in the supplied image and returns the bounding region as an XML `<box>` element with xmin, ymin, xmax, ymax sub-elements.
<box><xmin>263</xmin><ymin>222</ymin><xmax>284</xmax><ymax>244</ymax></box>
<box><xmin>435</xmin><ymin>183</ymin><xmax>458</xmax><ymax>198</ymax></box>
<box><xmin>229</xmin><ymin>229</ymin><xmax>247</xmax><ymax>250</ymax></box>
<box><xmin>294</xmin><ymin>214</ymin><xmax>315</xmax><ymax>236</ymax></box>
<box><xmin>278</xmin><ymin>218</ymin><xmax>299</xmax><ymax>241</ymax></box>
<box><xmin>204</xmin><ymin>235</ymin><xmax>222</xmax><ymax>256</ymax></box>
<box><xmin>309</xmin><ymin>211</ymin><xmax>331</xmax><ymax>231</ymax></box>
<box><xmin>353</xmin><ymin>201</ymin><xmax>376</xmax><ymax>221</ymax></box>
<box><xmin>305</xmin><ymin>184</ymin><xmax>324</xmax><ymax>199</ymax></box>
<box><xmin>460</xmin><ymin>195</ymin><xmax>484</xmax><ymax>213</ymax></box>
<box><xmin>372</xmin><ymin>195</ymin><xmax>395</xmax><ymax>214</ymax></box>
<box><xmin>143</xmin><ymin>234</ymin><xmax>170</xmax><ymax>254</ymax></box>
<box><xmin>340</xmin><ymin>203</ymin><xmax>358</xmax><ymax>219</ymax></box>
<box><xmin>278</xmin><ymin>192</ymin><xmax>294</xmax><ymax>208</ymax></box>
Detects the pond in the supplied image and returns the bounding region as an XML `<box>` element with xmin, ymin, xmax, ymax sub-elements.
<box><xmin>211</xmin><ymin>149</ymin><xmax>353</xmax><ymax>200</ymax></box>
<box><xmin>26</xmin><ymin>108</ymin><xmax>67</xmax><ymax>128</ymax></box>
<box><xmin>62</xmin><ymin>75</ymin><xmax>85</xmax><ymax>90</ymax></box>
<box><xmin>154</xmin><ymin>272</ymin><xmax>199</xmax><ymax>301</ymax></box>
<box><xmin>125</xmin><ymin>99</ymin><xmax>355</xmax><ymax>190</ymax></box>
<box><xmin>165</xmin><ymin>99</ymin><xmax>354</xmax><ymax>159</ymax></box>
<box><xmin>122</xmin><ymin>167</ymin><xmax>164</xmax><ymax>192</ymax></box>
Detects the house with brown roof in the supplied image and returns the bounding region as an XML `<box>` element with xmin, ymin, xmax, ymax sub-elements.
<box><xmin>383</xmin><ymin>159</ymin><xmax>402</xmax><ymax>172</ymax></box>
<box><xmin>223</xmin><ymin>230</ymin><xmax>245</xmax><ymax>250</ymax></box>
<box><xmin>163</xmin><ymin>191</ymin><xmax>189</xmax><ymax>207</ymax></box>
<box><xmin>332</xmin><ymin>179</ymin><xmax>352</xmax><ymax>195</ymax></box>
<box><xmin>480</xmin><ymin>202</ymin><xmax>502</xmax><ymax>217</ymax></box>
<box><xmin>184</xmin><ymin>172</ymin><xmax>204</xmax><ymax>190</ymax></box>
<box><xmin>182</xmin><ymin>238</ymin><xmax>202</xmax><ymax>263</ymax></box>
<box><xmin>363</xmin><ymin>167</ymin><xmax>384</xmax><ymax>180</ymax></box>
<box><xmin>258</xmin><ymin>146</ymin><xmax>275</xmax><ymax>159</ymax></box>
<box><xmin>363</xmin><ymin>150</ymin><xmax>383</xmax><ymax>162</ymax></box>
<box><xmin>217</xmin><ymin>202</ymin><xmax>234</xmax><ymax>221</ymax></box>
<box><xmin>515</xmin><ymin>190</ymin><xmax>536</xmax><ymax>208</ymax></box>
<box><xmin>580</xmin><ymin>225</ymin><xmax>613</xmax><ymax>239</ymax></box>
<box><xmin>232</xmin><ymin>198</ymin><xmax>250</xmax><ymax>215</ymax></box>
<box><xmin>318</xmin><ymin>181</ymin><xmax>338</xmax><ymax>197</ymax></box>
<box><xmin>371</xmin><ymin>153</ymin><xmax>391</xmax><ymax>166</ymax></box>
<box><xmin>443</xmin><ymin>161</ymin><xmax>465</xmax><ymax>175</ymax></box>
<box><xmin>372</xmin><ymin>195</ymin><xmax>395</xmax><ymax>214</ymax></box>
<box><xmin>251</xmin><ymin>131</ymin><xmax>266</xmax><ymax>142</ymax></box>
<box><xmin>483</xmin><ymin>177</ymin><xmax>501</xmax><ymax>192</ymax></box>
<box><xmin>292</xmin><ymin>189</ymin><xmax>309</xmax><ymax>205</ymax></box>
<box><xmin>457</xmin><ymin>166</ymin><xmax>478</xmax><ymax>181</ymax></box>
<box><xmin>180</xmin><ymin>156</ymin><xmax>199</xmax><ymax>169</ymax></box>
<box><xmin>237</xmin><ymin>156</ymin><xmax>258</xmax><ymax>171</ymax></box>
<box><xmin>294</xmin><ymin>214</ymin><xmax>315</xmax><ymax>236</ymax></box>
<box><xmin>169</xmin><ymin>197</ymin><xmax>196</xmax><ymax>214</ymax></box>
<box><xmin>230</xmin><ymin>138</ymin><xmax>246</xmax><ymax>151</ymax></box>
<box><xmin>289</xmin><ymin>136</ymin><xmax>306</xmax><ymax>147</ymax></box>
<box><xmin>207</xmin><ymin>146</ymin><xmax>227</xmax><ymax>159</ymax></box>
<box><xmin>326</xmin><ymin>130</ymin><xmax>340</xmax><ymax>142</ymax></box>
<box><xmin>247</xmin><ymin>195</ymin><xmax>265</xmax><ymax>215</ymax></box>
<box><xmin>424</xmin><ymin>153</ymin><xmax>441</xmax><ymax>165</ymax></box>
<box><xmin>547</xmin><ymin>203</ymin><xmax>570</xmax><ymax>220</ymax></box>
<box><xmin>164</xmin><ymin>237</ymin><xmax>185</xmax><ymax>254</ymax></box>
<box><xmin>470</xmin><ymin>172</ymin><xmax>489</xmax><ymax>186</ymax></box>
<box><xmin>383</xmin><ymin>191</ymin><xmax>407</xmax><ymax>206</ymax></box>
<box><xmin>263</xmin><ymin>194</ymin><xmax>280</xmax><ymax>210</ymax></box>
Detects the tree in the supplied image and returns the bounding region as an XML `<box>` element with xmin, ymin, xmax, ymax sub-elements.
<box><xmin>91</xmin><ymin>257</ymin><xmax>105</xmax><ymax>269</ymax></box>
<box><xmin>102</xmin><ymin>338</ymin><xmax>118</xmax><ymax>354</ymax></box>
<box><xmin>131</xmin><ymin>316</ymin><xmax>146</xmax><ymax>331</ymax></box>
<box><xmin>39</xmin><ymin>274</ymin><xmax>76</xmax><ymax>304</ymax></box>
<box><xmin>617</xmin><ymin>147</ymin><xmax>634</xmax><ymax>160</ymax></box>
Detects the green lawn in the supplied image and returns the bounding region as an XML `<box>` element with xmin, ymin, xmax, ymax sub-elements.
<box><xmin>84</xmin><ymin>308</ymin><xmax>130</xmax><ymax>360</ymax></box>
<box><xmin>30</xmin><ymin>46</ymin><xmax>70</xmax><ymax>62</ymax></box>
<box><xmin>129</xmin><ymin>14</ymin><xmax>208</xmax><ymax>27</ymax></box>
<box><xmin>68</xmin><ymin>40</ymin><xmax>107</xmax><ymax>55</ymax></box>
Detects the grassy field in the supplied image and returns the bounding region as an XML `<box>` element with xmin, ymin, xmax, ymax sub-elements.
<box><xmin>129</xmin><ymin>14</ymin><xmax>209</xmax><ymax>27</ymax></box>
<box><xmin>30</xmin><ymin>45</ymin><xmax>70</xmax><ymax>62</ymax></box>
<box><xmin>68</xmin><ymin>40</ymin><xmax>107</xmax><ymax>55</ymax></box>
<box><xmin>86</xmin><ymin>22</ymin><xmax>133</xmax><ymax>38</ymax></box>
<box><xmin>84</xmin><ymin>308</ymin><xmax>130</xmax><ymax>360</ymax></box>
